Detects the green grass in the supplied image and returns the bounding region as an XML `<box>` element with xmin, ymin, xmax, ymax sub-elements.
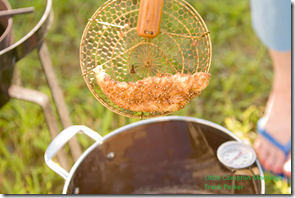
<box><xmin>0</xmin><ymin>0</ymin><xmax>291</xmax><ymax>194</ymax></box>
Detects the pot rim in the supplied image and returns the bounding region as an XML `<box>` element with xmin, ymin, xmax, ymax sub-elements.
<box><xmin>0</xmin><ymin>0</ymin><xmax>52</xmax><ymax>56</ymax></box>
<box><xmin>62</xmin><ymin>116</ymin><xmax>265</xmax><ymax>194</ymax></box>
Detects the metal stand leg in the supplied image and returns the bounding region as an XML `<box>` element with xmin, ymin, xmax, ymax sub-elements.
<box><xmin>8</xmin><ymin>85</ymin><xmax>70</xmax><ymax>171</ymax></box>
<box><xmin>38</xmin><ymin>43</ymin><xmax>82</xmax><ymax>162</ymax></box>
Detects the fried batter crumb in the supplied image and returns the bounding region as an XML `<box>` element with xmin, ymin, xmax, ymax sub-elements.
<box><xmin>93</xmin><ymin>66</ymin><xmax>210</xmax><ymax>113</ymax></box>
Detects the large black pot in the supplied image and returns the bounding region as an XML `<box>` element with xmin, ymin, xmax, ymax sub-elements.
<box><xmin>45</xmin><ymin>116</ymin><xmax>265</xmax><ymax>194</ymax></box>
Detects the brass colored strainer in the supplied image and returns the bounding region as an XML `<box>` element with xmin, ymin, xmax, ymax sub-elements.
<box><xmin>80</xmin><ymin>0</ymin><xmax>212</xmax><ymax>119</ymax></box>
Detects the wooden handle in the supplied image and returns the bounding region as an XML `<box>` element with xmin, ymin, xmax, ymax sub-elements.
<box><xmin>136</xmin><ymin>0</ymin><xmax>164</xmax><ymax>38</ymax></box>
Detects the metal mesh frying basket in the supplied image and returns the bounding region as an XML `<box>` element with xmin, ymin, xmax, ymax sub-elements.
<box><xmin>80</xmin><ymin>0</ymin><xmax>212</xmax><ymax>119</ymax></box>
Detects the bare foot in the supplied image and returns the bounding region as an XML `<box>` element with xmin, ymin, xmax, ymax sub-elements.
<box><xmin>254</xmin><ymin>50</ymin><xmax>291</xmax><ymax>176</ymax></box>
<box><xmin>254</xmin><ymin>88</ymin><xmax>291</xmax><ymax>174</ymax></box>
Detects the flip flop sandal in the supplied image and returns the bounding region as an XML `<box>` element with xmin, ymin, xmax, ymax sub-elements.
<box><xmin>257</xmin><ymin>117</ymin><xmax>291</xmax><ymax>179</ymax></box>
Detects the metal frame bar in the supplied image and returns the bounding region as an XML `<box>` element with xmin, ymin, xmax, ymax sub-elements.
<box><xmin>8</xmin><ymin>85</ymin><xmax>70</xmax><ymax>171</ymax></box>
<box><xmin>38</xmin><ymin>43</ymin><xmax>82</xmax><ymax>162</ymax></box>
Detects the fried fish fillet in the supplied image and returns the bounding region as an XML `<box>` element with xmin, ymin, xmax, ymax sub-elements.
<box><xmin>93</xmin><ymin>66</ymin><xmax>210</xmax><ymax>113</ymax></box>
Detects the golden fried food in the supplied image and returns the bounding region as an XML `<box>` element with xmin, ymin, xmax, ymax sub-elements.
<box><xmin>93</xmin><ymin>66</ymin><xmax>210</xmax><ymax>113</ymax></box>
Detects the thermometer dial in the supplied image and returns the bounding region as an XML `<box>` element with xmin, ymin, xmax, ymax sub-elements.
<box><xmin>217</xmin><ymin>141</ymin><xmax>257</xmax><ymax>169</ymax></box>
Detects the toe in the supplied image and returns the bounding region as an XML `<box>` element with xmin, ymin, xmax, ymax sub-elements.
<box><xmin>254</xmin><ymin>137</ymin><xmax>264</xmax><ymax>159</ymax></box>
<box><xmin>253</xmin><ymin>138</ymin><xmax>262</xmax><ymax>153</ymax></box>
<box><xmin>254</xmin><ymin>137</ymin><xmax>271</xmax><ymax>167</ymax></box>
<box><xmin>271</xmin><ymin>150</ymin><xmax>285</xmax><ymax>174</ymax></box>
<box><xmin>263</xmin><ymin>151</ymin><xmax>275</xmax><ymax>171</ymax></box>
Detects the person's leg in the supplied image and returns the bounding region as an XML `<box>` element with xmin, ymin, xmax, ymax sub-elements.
<box><xmin>250</xmin><ymin>0</ymin><xmax>291</xmax><ymax>177</ymax></box>
<box><xmin>253</xmin><ymin>50</ymin><xmax>291</xmax><ymax>175</ymax></box>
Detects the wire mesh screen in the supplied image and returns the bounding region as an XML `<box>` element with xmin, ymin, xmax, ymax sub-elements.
<box><xmin>80</xmin><ymin>0</ymin><xmax>211</xmax><ymax>118</ymax></box>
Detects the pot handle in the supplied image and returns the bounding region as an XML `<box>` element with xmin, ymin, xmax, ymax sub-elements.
<box><xmin>44</xmin><ymin>125</ymin><xmax>103</xmax><ymax>180</ymax></box>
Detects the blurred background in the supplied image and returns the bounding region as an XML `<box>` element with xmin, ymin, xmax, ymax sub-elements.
<box><xmin>0</xmin><ymin>0</ymin><xmax>291</xmax><ymax>194</ymax></box>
